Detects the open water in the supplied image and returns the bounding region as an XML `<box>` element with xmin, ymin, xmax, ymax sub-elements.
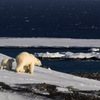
<box><xmin>0</xmin><ymin>47</ymin><xmax>100</xmax><ymax>73</ymax></box>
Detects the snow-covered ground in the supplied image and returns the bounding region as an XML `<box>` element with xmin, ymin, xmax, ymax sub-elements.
<box><xmin>0</xmin><ymin>91</ymin><xmax>28</xmax><ymax>100</ymax></box>
<box><xmin>0</xmin><ymin>53</ymin><xmax>100</xmax><ymax>90</ymax></box>
<box><xmin>0</xmin><ymin>38</ymin><xmax>100</xmax><ymax>99</ymax></box>
<box><xmin>0</xmin><ymin>37</ymin><xmax>100</xmax><ymax>48</ymax></box>
<box><xmin>0</xmin><ymin>53</ymin><xmax>100</xmax><ymax>99</ymax></box>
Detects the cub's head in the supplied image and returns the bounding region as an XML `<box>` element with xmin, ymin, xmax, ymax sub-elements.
<box><xmin>10</xmin><ymin>58</ymin><xmax>15</xmax><ymax>62</ymax></box>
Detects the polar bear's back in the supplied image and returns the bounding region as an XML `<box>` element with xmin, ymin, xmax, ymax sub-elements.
<box><xmin>16</xmin><ymin>52</ymin><xmax>36</xmax><ymax>64</ymax></box>
<box><xmin>1</xmin><ymin>59</ymin><xmax>8</xmax><ymax>65</ymax></box>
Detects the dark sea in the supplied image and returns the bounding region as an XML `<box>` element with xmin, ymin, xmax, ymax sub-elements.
<box><xmin>0</xmin><ymin>0</ymin><xmax>100</xmax><ymax>73</ymax></box>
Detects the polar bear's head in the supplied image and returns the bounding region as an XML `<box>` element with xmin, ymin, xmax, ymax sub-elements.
<box><xmin>35</xmin><ymin>58</ymin><xmax>42</xmax><ymax>66</ymax></box>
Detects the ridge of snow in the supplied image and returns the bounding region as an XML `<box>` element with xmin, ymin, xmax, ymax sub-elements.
<box><xmin>0</xmin><ymin>38</ymin><xmax>100</xmax><ymax>47</ymax></box>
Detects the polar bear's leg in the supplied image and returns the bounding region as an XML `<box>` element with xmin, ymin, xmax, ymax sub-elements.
<box><xmin>1</xmin><ymin>61</ymin><xmax>4</xmax><ymax>69</ymax></box>
<box><xmin>8</xmin><ymin>63</ymin><xmax>12</xmax><ymax>70</ymax></box>
<box><xmin>20</xmin><ymin>68</ymin><xmax>25</xmax><ymax>73</ymax></box>
<box><xmin>1</xmin><ymin>65</ymin><xmax>4</xmax><ymax>70</ymax></box>
<box><xmin>6</xmin><ymin>62</ymin><xmax>11</xmax><ymax>70</ymax></box>
<box><xmin>24</xmin><ymin>66</ymin><xmax>29</xmax><ymax>73</ymax></box>
<box><xmin>29</xmin><ymin>64</ymin><xmax>34</xmax><ymax>74</ymax></box>
<box><xmin>6</xmin><ymin>64</ymin><xmax>10</xmax><ymax>70</ymax></box>
<box><xmin>20</xmin><ymin>66</ymin><xmax>29</xmax><ymax>73</ymax></box>
<box><xmin>16</xmin><ymin>64</ymin><xmax>24</xmax><ymax>72</ymax></box>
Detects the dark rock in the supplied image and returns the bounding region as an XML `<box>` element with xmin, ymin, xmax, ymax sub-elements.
<box><xmin>70</xmin><ymin>72</ymin><xmax>100</xmax><ymax>80</ymax></box>
<box><xmin>0</xmin><ymin>82</ymin><xmax>12</xmax><ymax>90</ymax></box>
<box><xmin>0</xmin><ymin>82</ymin><xmax>100</xmax><ymax>100</ymax></box>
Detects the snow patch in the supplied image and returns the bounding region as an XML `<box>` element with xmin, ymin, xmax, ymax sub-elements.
<box><xmin>34</xmin><ymin>51</ymin><xmax>100</xmax><ymax>59</ymax></box>
<box><xmin>0</xmin><ymin>38</ymin><xmax>100</xmax><ymax>48</ymax></box>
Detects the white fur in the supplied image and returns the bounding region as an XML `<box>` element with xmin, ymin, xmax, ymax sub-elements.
<box><xmin>1</xmin><ymin>58</ymin><xmax>14</xmax><ymax>70</ymax></box>
<box><xmin>15</xmin><ymin>52</ymin><xmax>42</xmax><ymax>74</ymax></box>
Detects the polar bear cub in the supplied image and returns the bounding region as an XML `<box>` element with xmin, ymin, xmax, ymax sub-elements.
<box><xmin>1</xmin><ymin>58</ymin><xmax>14</xmax><ymax>70</ymax></box>
<box><xmin>15</xmin><ymin>52</ymin><xmax>42</xmax><ymax>74</ymax></box>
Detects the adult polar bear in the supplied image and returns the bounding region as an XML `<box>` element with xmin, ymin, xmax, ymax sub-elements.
<box><xmin>16</xmin><ymin>52</ymin><xmax>42</xmax><ymax>74</ymax></box>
